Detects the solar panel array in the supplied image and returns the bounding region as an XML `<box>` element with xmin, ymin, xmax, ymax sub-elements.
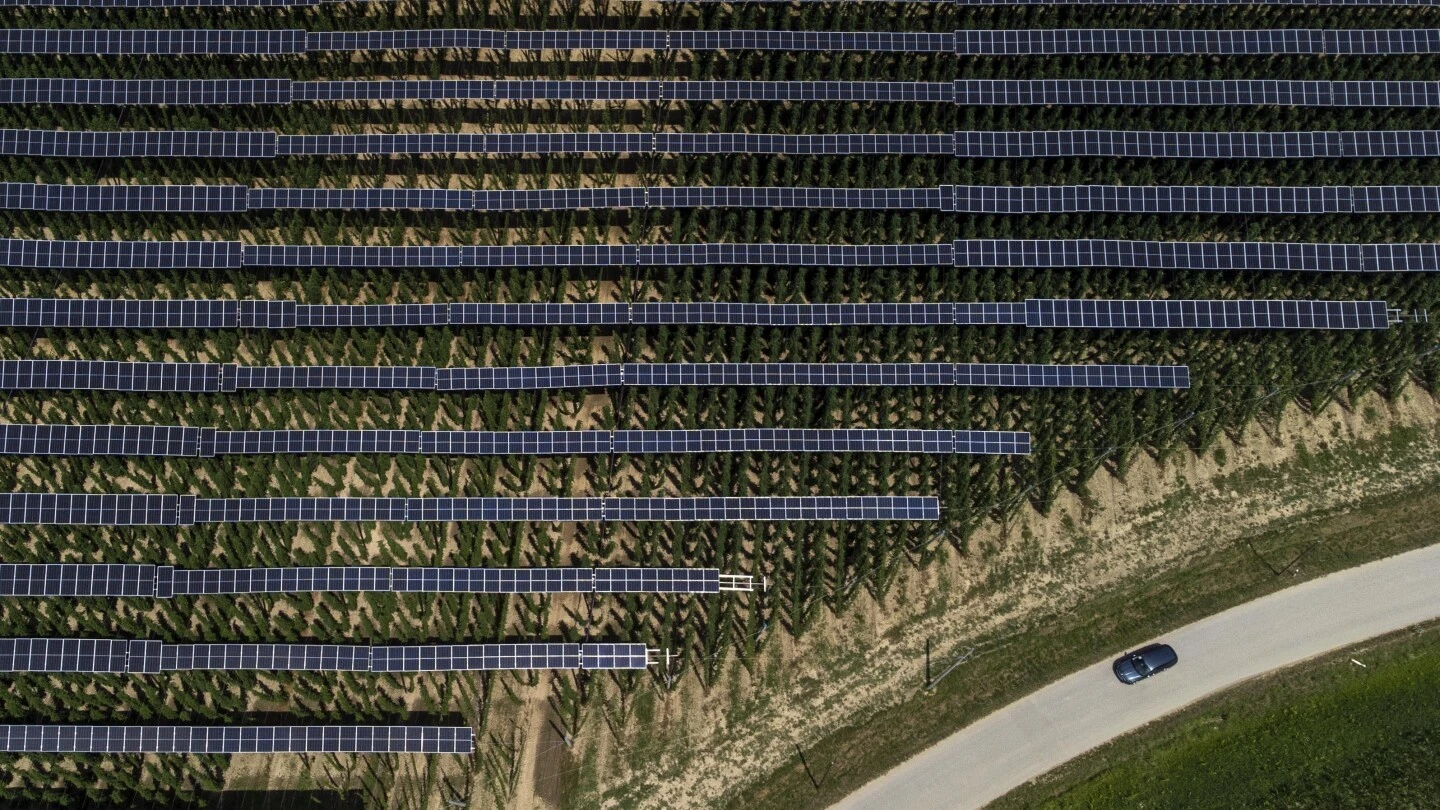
<box><xmin>956</xmin><ymin>131</ymin><xmax>1440</xmax><ymax>159</ymax></box>
<box><xmin>0</xmin><ymin>360</ymin><xmax>1186</xmax><ymax>393</ymax></box>
<box><xmin>10</xmin><ymin>80</ymin><xmax>1440</xmax><ymax>108</ymax></box>
<box><xmin>12</xmin><ymin>129</ymin><xmax>1440</xmax><ymax>160</ymax></box>
<box><xmin>948</xmin><ymin>185</ymin><xmax>1440</xmax><ymax>214</ymax></box>
<box><xmin>0</xmin><ymin>725</ymin><xmax>473</xmax><ymax>755</ymax></box>
<box><xmin>13</xmin><ymin>183</ymin><xmax>1440</xmax><ymax>215</ymax></box>
<box><xmin>0</xmin><ymin>564</ymin><xmax>729</xmax><ymax>597</ymax></box>
<box><xmin>0</xmin><ymin>425</ymin><xmax>1033</xmax><ymax>458</ymax></box>
<box><xmin>952</xmin><ymin>240</ymin><xmax>1440</xmax><ymax>272</ymax></box>
<box><xmin>651</xmin><ymin>0</ymin><xmax>1440</xmax><ymax>5</ymax></box>
<box><xmin>1026</xmin><ymin>300</ymin><xmax>1395</xmax><ymax>330</ymax></box>
<box><xmin>0</xmin><ymin>298</ymin><xmax>1394</xmax><ymax>333</ymax></box>
<box><xmin>951</xmin><ymin>80</ymin><xmax>1440</xmax><ymax>107</ymax></box>
<box><xmin>0</xmin><ymin>494</ymin><xmax>941</xmax><ymax>524</ymax></box>
<box><xmin>952</xmin><ymin>29</ymin><xmax>1440</xmax><ymax>54</ymax></box>
<box><xmin>12</xmin><ymin>29</ymin><xmax>1440</xmax><ymax>57</ymax></box>
<box><xmin>0</xmin><ymin>638</ymin><xmax>652</xmax><ymax>672</ymax></box>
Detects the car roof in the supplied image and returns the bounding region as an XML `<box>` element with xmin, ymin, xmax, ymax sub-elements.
<box><xmin>1137</xmin><ymin>643</ymin><xmax>1177</xmax><ymax>667</ymax></box>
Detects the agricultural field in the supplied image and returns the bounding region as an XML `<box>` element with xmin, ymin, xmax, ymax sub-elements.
<box><xmin>0</xmin><ymin>0</ymin><xmax>1439</xmax><ymax>808</ymax></box>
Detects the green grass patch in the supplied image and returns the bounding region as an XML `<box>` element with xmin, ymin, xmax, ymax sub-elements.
<box><xmin>730</xmin><ymin>446</ymin><xmax>1440</xmax><ymax>810</ymax></box>
<box><xmin>994</xmin><ymin>620</ymin><xmax>1440</xmax><ymax>810</ymax></box>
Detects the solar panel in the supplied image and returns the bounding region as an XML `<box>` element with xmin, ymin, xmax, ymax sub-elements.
<box><xmin>243</xmin><ymin>245</ymin><xmax>463</xmax><ymax>268</ymax></box>
<box><xmin>306</xmin><ymin>29</ymin><xmax>953</xmax><ymax>53</ymax></box>
<box><xmin>1025</xmin><ymin>299</ymin><xmax>1394</xmax><ymax>330</ymax></box>
<box><xmin>161</xmin><ymin>643</ymin><xmax>372</xmax><ymax>671</ymax></box>
<box><xmin>0</xmin><ymin>183</ymin><xmax>249</xmax><ymax>213</ymax></box>
<box><xmin>0</xmin><ymin>298</ymin><xmax>239</xmax><ymax>329</ymax></box>
<box><xmin>0</xmin><ymin>424</ymin><xmax>200</xmax><ymax>456</ymax></box>
<box><xmin>177</xmin><ymin>496</ymin><xmax>934</xmax><ymax>524</ymax></box>
<box><xmin>390</xmin><ymin>568</ymin><xmax>593</xmax><ymax>593</ymax></box>
<box><xmin>293</xmin><ymin>304</ymin><xmax>449</xmax><ymax>327</ymax></box>
<box><xmin>953</xmin><ymin>364</ymin><xmax>1190</xmax><ymax>389</ymax></box>
<box><xmin>954</xmin><ymin>302</ymin><xmax>1029</xmax><ymax>325</ymax></box>
<box><xmin>610</xmin><ymin>429</ymin><xmax>956</xmax><ymax>453</ymax></box>
<box><xmin>436</xmin><ymin>365</ymin><xmax>624</xmax><ymax>391</ymax></box>
<box><xmin>951</xmin><ymin>80</ymin><xmax>1440</xmax><ymax>107</ymax></box>
<box><xmin>0</xmin><ymin>725</ymin><xmax>474</xmax><ymax>755</ymax></box>
<box><xmin>0</xmin><ymin>360</ymin><xmax>221</xmax><ymax>392</ymax></box>
<box><xmin>237</xmin><ymin>300</ymin><xmax>298</xmax><ymax>329</ymax></box>
<box><xmin>292</xmin><ymin>80</ymin><xmax>955</xmax><ymax>103</ymax></box>
<box><xmin>370</xmin><ymin>643</ymin><xmax>580</xmax><ymax>672</ymax></box>
<box><xmin>0</xmin><ymin>638</ymin><xmax>129</xmax><ymax>672</ymax></box>
<box><xmin>280</xmin><ymin>132</ymin><xmax>952</xmax><ymax>157</ymax></box>
<box><xmin>0</xmin><ymin>30</ymin><xmax>307</xmax><ymax>55</ymax></box>
<box><xmin>419</xmin><ymin>431</ymin><xmax>610</xmax><ymax>455</ymax></box>
<box><xmin>621</xmin><ymin>363</ymin><xmax>955</xmax><ymax>386</ymax></box>
<box><xmin>229</xmin><ymin>366</ymin><xmax>438</xmax><ymax>391</ymax></box>
<box><xmin>168</xmin><ymin>567</ymin><xmax>391</xmax><ymax>595</ymax></box>
<box><xmin>0</xmin><ymin>239</ymin><xmax>243</xmax><ymax>269</ymax></box>
<box><xmin>952</xmin><ymin>29</ymin><xmax>1440</xmax><ymax>55</ymax></box>
<box><xmin>949</xmin><ymin>185</ymin><xmax>1358</xmax><ymax>214</ymax></box>
<box><xmin>0</xmin><ymin>494</ymin><xmax>181</xmax><ymax>525</ymax></box>
<box><xmin>0</xmin><ymin>564</ymin><xmax>155</xmax><ymax>597</ymax></box>
<box><xmin>0</xmin><ymin>129</ymin><xmax>278</xmax><ymax>159</ymax></box>
<box><xmin>579</xmin><ymin>642</ymin><xmax>652</xmax><ymax>669</ymax></box>
<box><xmin>209</xmin><ymin>430</ymin><xmax>421</xmax><ymax>455</ymax></box>
<box><xmin>602</xmin><ymin>496</ymin><xmax>939</xmax><ymax>521</ymax></box>
<box><xmin>631</xmin><ymin>302</ymin><xmax>953</xmax><ymax>325</ymax></box>
<box><xmin>592</xmin><ymin>568</ymin><xmax>720</xmax><ymax>593</ymax></box>
<box><xmin>950</xmin><ymin>239</ymin><xmax>1440</xmax><ymax>272</ymax></box>
<box><xmin>449</xmin><ymin>303</ymin><xmax>630</xmax><ymax>325</ymax></box>
<box><xmin>0</xmin><ymin>79</ymin><xmax>293</xmax><ymax>106</ymax></box>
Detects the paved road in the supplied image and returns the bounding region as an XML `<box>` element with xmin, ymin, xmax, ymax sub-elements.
<box><xmin>833</xmin><ymin>543</ymin><xmax>1440</xmax><ymax>810</ymax></box>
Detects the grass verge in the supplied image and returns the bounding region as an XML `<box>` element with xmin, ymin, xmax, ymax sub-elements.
<box><xmin>991</xmin><ymin>619</ymin><xmax>1440</xmax><ymax>809</ymax></box>
<box><xmin>729</xmin><ymin>442</ymin><xmax>1440</xmax><ymax>810</ymax></box>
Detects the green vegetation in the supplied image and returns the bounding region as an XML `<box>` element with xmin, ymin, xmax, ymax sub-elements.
<box><xmin>993</xmin><ymin>620</ymin><xmax>1440</xmax><ymax>810</ymax></box>
<box><xmin>730</xmin><ymin>426</ymin><xmax>1440</xmax><ymax>810</ymax></box>
<box><xmin>1</xmin><ymin>0</ymin><xmax>1439</xmax><ymax>806</ymax></box>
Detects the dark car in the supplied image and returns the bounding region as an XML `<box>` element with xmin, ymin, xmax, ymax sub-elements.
<box><xmin>1113</xmin><ymin>643</ymin><xmax>1179</xmax><ymax>684</ymax></box>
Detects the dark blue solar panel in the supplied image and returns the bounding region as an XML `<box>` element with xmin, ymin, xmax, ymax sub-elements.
<box><xmin>0</xmin><ymin>361</ymin><xmax>221</xmax><ymax>392</ymax></box>
<box><xmin>0</xmin><ymin>29</ymin><xmax>307</xmax><ymax>55</ymax></box>
<box><xmin>291</xmin><ymin>80</ymin><xmax>954</xmax><ymax>103</ymax></box>
<box><xmin>0</xmin><ymin>79</ymin><xmax>292</xmax><ymax>106</ymax></box>
<box><xmin>951</xmin><ymin>80</ymin><xmax>1440</xmax><ymax>107</ymax></box>
<box><xmin>0</xmin><ymin>298</ymin><xmax>239</xmax><ymax>329</ymax></box>
<box><xmin>0</xmin><ymin>725</ymin><xmax>473</xmax><ymax>755</ymax></box>
<box><xmin>0</xmin><ymin>638</ymin><xmax>130</xmax><ymax>672</ymax></box>
<box><xmin>0</xmin><ymin>564</ymin><xmax>155</xmax><ymax>597</ymax></box>
<box><xmin>0</xmin><ymin>183</ymin><xmax>248</xmax><ymax>213</ymax></box>
<box><xmin>0</xmin><ymin>239</ymin><xmax>243</xmax><ymax>269</ymax></box>
<box><xmin>0</xmin><ymin>424</ymin><xmax>200</xmax><ymax>456</ymax></box>
<box><xmin>0</xmin><ymin>129</ymin><xmax>277</xmax><ymax>159</ymax></box>
<box><xmin>1025</xmin><ymin>299</ymin><xmax>1394</xmax><ymax>330</ymax></box>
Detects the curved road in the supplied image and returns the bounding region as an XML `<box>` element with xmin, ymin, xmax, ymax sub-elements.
<box><xmin>834</xmin><ymin>542</ymin><xmax>1440</xmax><ymax>810</ymax></box>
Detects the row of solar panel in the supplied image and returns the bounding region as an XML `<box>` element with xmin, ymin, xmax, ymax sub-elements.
<box><xmin>0</xmin><ymin>29</ymin><xmax>955</xmax><ymax>54</ymax></box>
<box><xmin>0</xmin><ymin>563</ymin><xmax>725</xmax><ymax>596</ymax></box>
<box><xmin>13</xmin><ymin>29</ymin><xmax>1440</xmax><ymax>56</ymax></box>
<box><xmin>0</xmin><ymin>494</ymin><xmax>942</xmax><ymax>524</ymax></box>
<box><xmin>11</xmin><ymin>129</ymin><xmax>1440</xmax><ymax>160</ymax></box>
<box><xmin>0</xmin><ymin>726</ymin><xmax>473</xmax><ymax>755</ymax></box>
<box><xmin>0</xmin><ymin>361</ymin><xmax>1189</xmax><ymax>392</ymax></box>
<box><xmin>0</xmin><ymin>184</ymin><xmax>945</xmax><ymax>213</ymax></box>
<box><xmin>0</xmin><ymin>298</ymin><xmax>1393</xmax><ymax>331</ymax></box>
<box><xmin>10</xmin><ymin>80</ymin><xmax>1440</xmax><ymax>107</ymax></box>
<box><xmin>11</xmin><ymin>183</ymin><xmax>1440</xmax><ymax>214</ymax></box>
<box><xmin>0</xmin><ymin>79</ymin><xmax>953</xmax><ymax>105</ymax></box>
<box><xmin>0</xmin><ymin>638</ymin><xmax>651</xmax><ymax>672</ymax></box>
<box><xmin>1</xmin><ymin>0</ymin><xmax>356</xmax><ymax>6</ymax></box>
<box><xmin>0</xmin><ymin>426</ymin><xmax>1034</xmax><ymax>457</ymax></box>
<box><xmin>5</xmin><ymin>238</ymin><xmax>1438</xmax><ymax>271</ymax></box>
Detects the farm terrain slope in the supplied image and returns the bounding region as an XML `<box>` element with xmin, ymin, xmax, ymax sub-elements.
<box><xmin>0</xmin><ymin>0</ymin><xmax>1438</xmax><ymax>808</ymax></box>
